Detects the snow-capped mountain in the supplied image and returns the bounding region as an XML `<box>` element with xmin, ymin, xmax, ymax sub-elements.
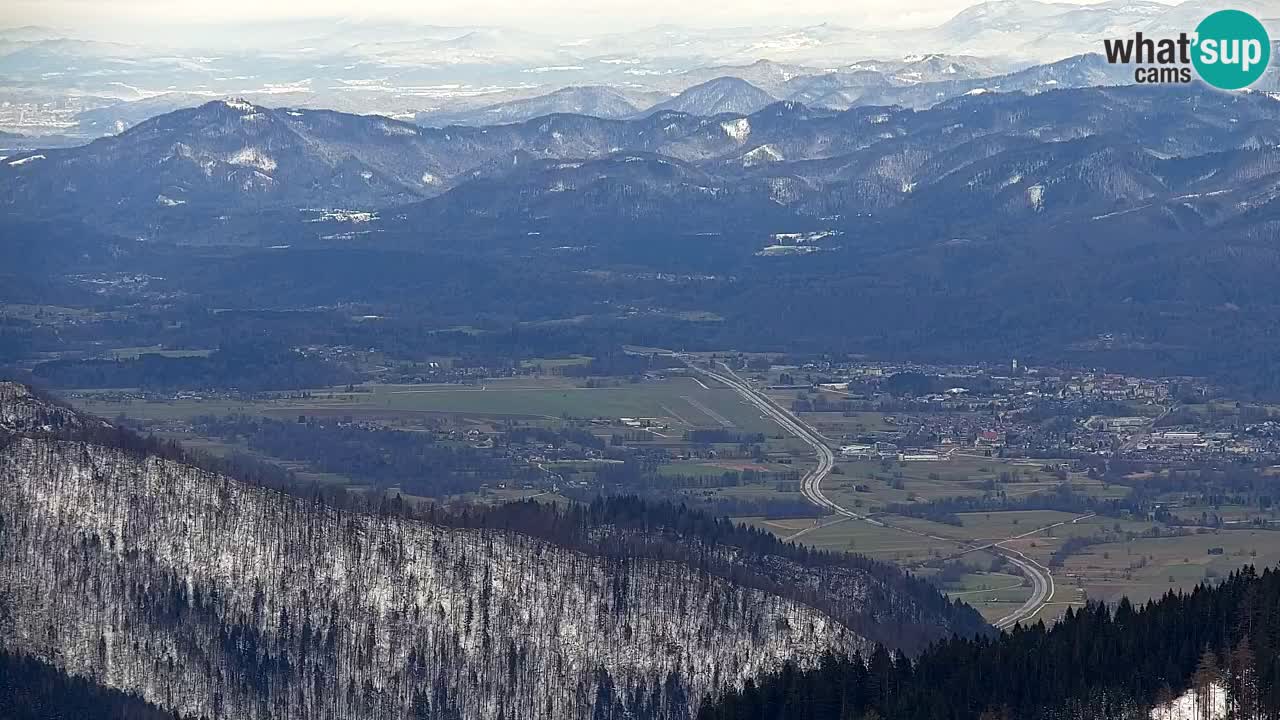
<box><xmin>9</xmin><ymin>84</ymin><xmax>1280</xmax><ymax>240</ymax></box>
<box><xmin>641</xmin><ymin>77</ymin><xmax>776</xmax><ymax>118</ymax></box>
<box><xmin>6</xmin><ymin>0</ymin><xmax>1278</xmax><ymax>139</ymax></box>
<box><xmin>2</xmin><ymin>99</ymin><xmax>445</xmax><ymax>220</ymax></box>
<box><xmin>926</xmin><ymin>0</ymin><xmax>1280</xmax><ymax>61</ymax></box>
<box><xmin>847</xmin><ymin>54</ymin><xmax>1009</xmax><ymax>85</ymax></box>
<box><xmin>664</xmin><ymin>60</ymin><xmax>820</xmax><ymax>96</ymax></box>
<box><xmin>847</xmin><ymin>53</ymin><xmax>1133</xmax><ymax>109</ymax></box>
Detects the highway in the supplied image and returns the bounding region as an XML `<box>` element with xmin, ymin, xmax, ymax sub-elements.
<box><xmin>683</xmin><ymin>357</ymin><xmax>1057</xmax><ymax>630</ymax></box>
<box><xmin>989</xmin><ymin>546</ymin><xmax>1053</xmax><ymax>630</ymax></box>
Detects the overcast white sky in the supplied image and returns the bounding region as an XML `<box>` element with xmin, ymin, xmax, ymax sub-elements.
<box><xmin>4</xmin><ymin>0</ymin><xmax>1181</xmax><ymax>37</ymax></box>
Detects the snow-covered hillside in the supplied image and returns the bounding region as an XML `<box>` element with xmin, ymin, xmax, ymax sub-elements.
<box><xmin>0</xmin><ymin>386</ymin><xmax>874</xmax><ymax>720</ymax></box>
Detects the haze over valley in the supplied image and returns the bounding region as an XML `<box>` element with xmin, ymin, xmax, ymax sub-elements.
<box><xmin>4</xmin><ymin>2</ymin><xmax>1280</xmax><ymax>719</ymax></box>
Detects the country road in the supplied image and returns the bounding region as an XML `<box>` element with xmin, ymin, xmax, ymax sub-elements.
<box><xmin>684</xmin><ymin>357</ymin><xmax>1056</xmax><ymax>630</ymax></box>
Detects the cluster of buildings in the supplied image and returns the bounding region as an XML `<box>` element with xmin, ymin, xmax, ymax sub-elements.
<box><xmin>774</xmin><ymin>358</ymin><xmax>1280</xmax><ymax>464</ymax></box>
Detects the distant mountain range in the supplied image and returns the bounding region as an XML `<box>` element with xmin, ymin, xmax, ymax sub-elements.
<box><xmin>417</xmin><ymin>86</ymin><xmax>647</xmax><ymax>126</ymax></box>
<box><xmin>4</xmin><ymin>0</ymin><xmax>1276</xmax><ymax>139</ymax></box>
<box><xmin>2</xmin><ymin>100</ymin><xmax>444</xmax><ymax>222</ymax></box>
<box><xmin>8</xmin><ymin>79</ymin><xmax>1280</xmax><ymax>396</ymax></box>
<box><xmin>415</xmin><ymin>52</ymin><xmax>1142</xmax><ymax>129</ymax></box>
<box><xmin>9</xmin><ymin>83</ymin><xmax>1279</xmax><ymax>243</ymax></box>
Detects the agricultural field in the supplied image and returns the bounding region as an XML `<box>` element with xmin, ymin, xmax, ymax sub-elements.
<box><xmin>59</xmin><ymin>357</ymin><xmax>1280</xmax><ymax>630</ymax></box>
<box><xmin>0</xmin><ymin>303</ymin><xmax>121</xmax><ymax>323</ymax></box>
<box><xmin>67</xmin><ymin>375</ymin><xmax>784</xmax><ymax>434</ymax></box>
<box><xmin>107</xmin><ymin>346</ymin><xmax>214</xmax><ymax>359</ymax></box>
<box><xmin>63</xmin><ymin>373</ymin><xmax>803</xmax><ymax>510</ymax></box>
<box><xmin>743</xmin><ymin>516</ymin><xmax>970</xmax><ymax>562</ymax></box>
<box><xmin>1048</xmin><ymin>527</ymin><xmax>1280</xmax><ymax>608</ymax></box>
<box><xmin>737</xmin><ymin>439</ymin><xmax>1280</xmax><ymax>626</ymax></box>
<box><xmin>818</xmin><ymin>454</ymin><xmax>1086</xmax><ymax>512</ymax></box>
<box><xmin>926</xmin><ymin>569</ymin><xmax>1034</xmax><ymax>624</ymax></box>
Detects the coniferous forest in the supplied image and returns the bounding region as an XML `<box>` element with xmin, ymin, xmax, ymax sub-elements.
<box><xmin>0</xmin><ymin>648</ymin><xmax>186</xmax><ymax>720</ymax></box>
<box><xmin>0</xmin><ymin>382</ymin><xmax>979</xmax><ymax>719</ymax></box>
<box><xmin>698</xmin><ymin>566</ymin><xmax>1280</xmax><ymax>720</ymax></box>
<box><xmin>4</xmin><ymin>380</ymin><xmax>1280</xmax><ymax>720</ymax></box>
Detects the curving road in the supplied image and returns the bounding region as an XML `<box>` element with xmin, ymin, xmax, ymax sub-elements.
<box><xmin>989</xmin><ymin>546</ymin><xmax>1053</xmax><ymax>630</ymax></box>
<box><xmin>685</xmin><ymin>357</ymin><xmax>1055</xmax><ymax>630</ymax></box>
<box><xmin>686</xmin><ymin>361</ymin><xmax>871</xmax><ymax>523</ymax></box>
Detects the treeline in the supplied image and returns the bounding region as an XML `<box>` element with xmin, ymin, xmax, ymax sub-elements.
<box><xmin>30</xmin><ymin>342</ymin><xmax>355</xmax><ymax>391</ymax></box>
<box><xmin>1</xmin><ymin>430</ymin><xmax>769</xmax><ymax>720</ymax></box>
<box><xmin>586</xmin><ymin>460</ymin><xmax>820</xmax><ymax>519</ymax></box>
<box><xmin>428</xmin><ymin>496</ymin><xmax>989</xmax><ymax>650</ymax></box>
<box><xmin>0</xmin><ymin>647</ymin><xmax>187</xmax><ymax>720</ymax></box>
<box><xmin>192</xmin><ymin>415</ymin><xmax>522</xmax><ymax>495</ymax></box>
<box><xmin>882</xmin><ymin>483</ymin><xmax>1134</xmax><ymax>526</ymax></box>
<box><xmin>684</xmin><ymin>429</ymin><xmax>766</xmax><ymax>444</ymax></box>
<box><xmin>5</xmin><ymin>385</ymin><xmax>990</xmax><ymax>652</ymax></box>
<box><xmin>700</xmin><ymin>566</ymin><xmax>1280</xmax><ymax>720</ymax></box>
<box><xmin>2</xmin><ymin>406</ymin><xmax>300</xmax><ymax>494</ymax></box>
<box><xmin>506</xmin><ymin>424</ymin><xmax>607</xmax><ymax>450</ymax></box>
<box><xmin>1107</xmin><ymin>465</ymin><xmax>1279</xmax><ymax>515</ymax></box>
<box><xmin>563</xmin><ymin>486</ymin><xmax>829</xmax><ymax>522</ymax></box>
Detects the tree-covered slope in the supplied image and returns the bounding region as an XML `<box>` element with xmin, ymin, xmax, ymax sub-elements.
<box><xmin>699</xmin><ymin>567</ymin><xmax>1280</xmax><ymax>720</ymax></box>
<box><xmin>0</xmin><ymin>383</ymin><xmax>982</xmax><ymax>719</ymax></box>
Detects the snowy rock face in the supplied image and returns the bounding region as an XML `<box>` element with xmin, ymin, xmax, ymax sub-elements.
<box><xmin>0</xmin><ymin>432</ymin><xmax>864</xmax><ymax>720</ymax></box>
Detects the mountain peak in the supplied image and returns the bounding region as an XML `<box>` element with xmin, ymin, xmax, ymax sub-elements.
<box><xmin>208</xmin><ymin>98</ymin><xmax>262</xmax><ymax>114</ymax></box>
<box><xmin>644</xmin><ymin>76</ymin><xmax>775</xmax><ymax>118</ymax></box>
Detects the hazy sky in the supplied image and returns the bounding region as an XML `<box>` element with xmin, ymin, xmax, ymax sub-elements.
<box><xmin>4</xmin><ymin>0</ymin><xmax>1181</xmax><ymax>38</ymax></box>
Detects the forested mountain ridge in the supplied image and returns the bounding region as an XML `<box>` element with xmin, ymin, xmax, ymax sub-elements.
<box><xmin>7</xmin><ymin>85</ymin><xmax>1279</xmax><ymax>240</ymax></box>
<box><xmin>0</xmin><ymin>382</ymin><xmax>980</xmax><ymax>719</ymax></box>
<box><xmin>700</xmin><ymin>566</ymin><xmax>1280</xmax><ymax>720</ymax></box>
<box><xmin>0</xmin><ymin>381</ymin><xmax>101</xmax><ymax>433</ymax></box>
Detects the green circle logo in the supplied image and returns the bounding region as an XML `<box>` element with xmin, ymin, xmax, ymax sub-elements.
<box><xmin>1193</xmin><ymin>10</ymin><xmax>1271</xmax><ymax>90</ymax></box>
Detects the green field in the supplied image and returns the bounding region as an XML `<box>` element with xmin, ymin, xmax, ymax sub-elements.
<box><xmin>69</xmin><ymin>377</ymin><xmax>785</xmax><ymax>434</ymax></box>
<box><xmin>778</xmin><ymin>517</ymin><xmax>971</xmax><ymax>562</ymax></box>
<box><xmin>1053</xmin><ymin>527</ymin><xmax>1280</xmax><ymax>607</ymax></box>
<box><xmin>817</xmin><ymin>456</ymin><xmax>1078</xmax><ymax>514</ymax></box>
<box><xmin>733</xmin><ymin>443</ymin><xmax>1271</xmax><ymax>626</ymax></box>
<box><xmin>107</xmin><ymin>346</ymin><xmax>213</xmax><ymax>359</ymax></box>
<box><xmin>934</xmin><ymin>571</ymin><xmax>1032</xmax><ymax>623</ymax></box>
<box><xmin>519</xmin><ymin>355</ymin><xmax>593</xmax><ymax>370</ymax></box>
